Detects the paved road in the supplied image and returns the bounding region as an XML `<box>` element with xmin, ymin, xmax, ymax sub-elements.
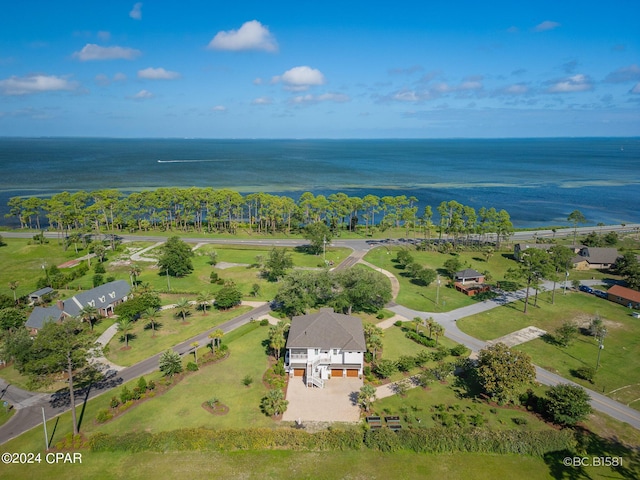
<box><xmin>2</xmin><ymin>227</ymin><xmax>640</xmax><ymax>444</ymax></box>
<box><xmin>384</xmin><ymin>278</ymin><xmax>640</xmax><ymax>430</ymax></box>
<box><xmin>0</xmin><ymin>303</ymin><xmax>271</xmax><ymax>445</ymax></box>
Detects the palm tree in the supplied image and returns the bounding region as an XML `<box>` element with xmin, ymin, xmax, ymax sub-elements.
<box><xmin>208</xmin><ymin>329</ymin><xmax>224</xmax><ymax>352</ymax></box>
<box><xmin>197</xmin><ymin>291</ymin><xmax>213</xmax><ymax>315</ymax></box>
<box><xmin>175</xmin><ymin>297</ymin><xmax>191</xmax><ymax>323</ymax></box>
<box><xmin>117</xmin><ymin>318</ymin><xmax>133</xmax><ymax>348</ymax></box>
<box><xmin>191</xmin><ymin>341</ymin><xmax>199</xmax><ymax>362</ymax></box>
<box><xmin>129</xmin><ymin>264</ymin><xmax>142</xmax><ymax>287</ymax></box>
<box><xmin>78</xmin><ymin>304</ymin><xmax>100</xmax><ymax>331</ymax></box>
<box><xmin>8</xmin><ymin>281</ymin><xmax>19</xmax><ymax>304</ymax></box>
<box><xmin>424</xmin><ymin>317</ymin><xmax>435</xmax><ymax>338</ymax></box>
<box><xmin>412</xmin><ymin>316</ymin><xmax>422</xmax><ymax>334</ymax></box>
<box><xmin>432</xmin><ymin>322</ymin><xmax>445</xmax><ymax>346</ymax></box>
<box><xmin>142</xmin><ymin>307</ymin><xmax>160</xmax><ymax>336</ymax></box>
<box><xmin>268</xmin><ymin>321</ymin><xmax>289</xmax><ymax>360</ymax></box>
<box><xmin>367</xmin><ymin>334</ymin><xmax>383</xmax><ymax>360</ymax></box>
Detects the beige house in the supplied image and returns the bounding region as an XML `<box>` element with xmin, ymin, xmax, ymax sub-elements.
<box><xmin>572</xmin><ymin>247</ymin><xmax>620</xmax><ymax>270</ymax></box>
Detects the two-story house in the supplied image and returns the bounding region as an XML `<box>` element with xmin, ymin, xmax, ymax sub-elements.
<box><xmin>285</xmin><ymin>308</ymin><xmax>366</xmax><ymax>388</ymax></box>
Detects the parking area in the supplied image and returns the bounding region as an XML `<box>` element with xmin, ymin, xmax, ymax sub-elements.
<box><xmin>282</xmin><ymin>377</ymin><xmax>362</xmax><ymax>423</ymax></box>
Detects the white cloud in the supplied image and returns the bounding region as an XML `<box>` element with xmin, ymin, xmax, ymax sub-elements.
<box><xmin>138</xmin><ymin>67</ymin><xmax>180</xmax><ymax>80</ymax></box>
<box><xmin>114</xmin><ymin>72</ymin><xmax>127</xmax><ymax>82</ymax></box>
<box><xmin>207</xmin><ymin>20</ymin><xmax>277</xmax><ymax>52</ymax></box>
<box><xmin>129</xmin><ymin>2</ymin><xmax>143</xmax><ymax>20</ymax></box>
<box><xmin>253</xmin><ymin>77</ymin><xmax>264</xmax><ymax>85</ymax></box>
<box><xmin>0</xmin><ymin>74</ymin><xmax>77</xmax><ymax>95</ymax></box>
<box><xmin>97</xmin><ymin>31</ymin><xmax>111</xmax><ymax>41</ymax></box>
<box><xmin>132</xmin><ymin>89</ymin><xmax>153</xmax><ymax>99</ymax></box>
<box><xmin>291</xmin><ymin>92</ymin><xmax>350</xmax><ymax>105</ymax></box>
<box><xmin>546</xmin><ymin>74</ymin><xmax>593</xmax><ymax>93</ymax></box>
<box><xmin>604</xmin><ymin>64</ymin><xmax>640</xmax><ymax>83</ymax></box>
<box><xmin>211</xmin><ymin>105</ymin><xmax>227</xmax><ymax>111</ymax></box>
<box><xmin>503</xmin><ymin>84</ymin><xmax>529</xmax><ymax>94</ymax></box>
<box><xmin>251</xmin><ymin>96</ymin><xmax>272</xmax><ymax>105</ymax></box>
<box><xmin>272</xmin><ymin>66</ymin><xmax>325</xmax><ymax>91</ymax></box>
<box><xmin>631</xmin><ymin>83</ymin><xmax>640</xmax><ymax>94</ymax></box>
<box><xmin>534</xmin><ymin>20</ymin><xmax>561</xmax><ymax>32</ymax></box>
<box><xmin>73</xmin><ymin>43</ymin><xmax>141</xmax><ymax>61</ymax></box>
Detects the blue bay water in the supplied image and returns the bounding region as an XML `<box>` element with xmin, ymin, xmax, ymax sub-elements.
<box><xmin>0</xmin><ymin>137</ymin><xmax>638</xmax><ymax>228</ymax></box>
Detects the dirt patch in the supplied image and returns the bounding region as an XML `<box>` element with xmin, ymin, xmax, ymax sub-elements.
<box><xmin>573</xmin><ymin>313</ymin><xmax>623</xmax><ymax>330</ymax></box>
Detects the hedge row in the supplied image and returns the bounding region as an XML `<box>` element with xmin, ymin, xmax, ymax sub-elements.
<box><xmin>88</xmin><ymin>426</ymin><xmax>575</xmax><ymax>456</ymax></box>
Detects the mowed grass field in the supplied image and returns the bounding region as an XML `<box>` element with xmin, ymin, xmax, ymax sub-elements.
<box><xmin>458</xmin><ymin>290</ymin><xmax>640</xmax><ymax>409</ymax></box>
<box><xmin>363</xmin><ymin>246</ymin><xmax>516</xmax><ymax>312</ymax></box>
<box><xmin>105</xmin><ymin>306</ymin><xmax>252</xmax><ymax>366</ymax></box>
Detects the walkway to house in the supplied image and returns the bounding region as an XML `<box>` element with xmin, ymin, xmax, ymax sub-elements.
<box><xmin>488</xmin><ymin>326</ymin><xmax>547</xmax><ymax>348</ymax></box>
<box><xmin>90</xmin><ymin>323</ymin><xmax>125</xmax><ymax>372</ymax></box>
<box><xmin>282</xmin><ymin>377</ymin><xmax>362</xmax><ymax>423</ymax></box>
<box><xmin>130</xmin><ymin>241</ymin><xmax>164</xmax><ymax>262</ymax></box>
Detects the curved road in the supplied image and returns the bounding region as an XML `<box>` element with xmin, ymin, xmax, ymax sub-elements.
<box><xmin>1</xmin><ymin>225</ymin><xmax>640</xmax><ymax>445</ymax></box>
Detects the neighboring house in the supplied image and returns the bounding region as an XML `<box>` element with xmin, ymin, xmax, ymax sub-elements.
<box><xmin>28</xmin><ymin>287</ymin><xmax>54</xmax><ymax>303</ymax></box>
<box><xmin>454</xmin><ymin>269</ymin><xmax>485</xmax><ymax>285</ymax></box>
<box><xmin>285</xmin><ymin>308</ymin><xmax>366</xmax><ymax>388</ymax></box>
<box><xmin>607</xmin><ymin>285</ymin><xmax>640</xmax><ymax>310</ymax></box>
<box><xmin>454</xmin><ymin>268</ymin><xmax>490</xmax><ymax>296</ymax></box>
<box><xmin>25</xmin><ymin>280</ymin><xmax>131</xmax><ymax>334</ymax></box>
<box><xmin>572</xmin><ymin>247</ymin><xmax>621</xmax><ymax>270</ymax></box>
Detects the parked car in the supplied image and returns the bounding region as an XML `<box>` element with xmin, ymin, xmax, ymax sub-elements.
<box><xmin>579</xmin><ymin>285</ymin><xmax>594</xmax><ymax>294</ymax></box>
<box><xmin>594</xmin><ymin>290</ymin><xmax>607</xmax><ymax>298</ymax></box>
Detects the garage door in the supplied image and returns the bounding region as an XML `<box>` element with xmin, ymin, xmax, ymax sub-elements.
<box><xmin>331</xmin><ymin>369</ymin><xmax>343</xmax><ymax>377</ymax></box>
<box><xmin>293</xmin><ymin>369</ymin><xmax>305</xmax><ymax>377</ymax></box>
<box><xmin>346</xmin><ymin>369</ymin><xmax>359</xmax><ymax>378</ymax></box>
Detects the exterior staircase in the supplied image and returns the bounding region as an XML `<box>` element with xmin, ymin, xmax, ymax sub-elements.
<box><xmin>306</xmin><ymin>358</ymin><xmax>324</xmax><ymax>388</ymax></box>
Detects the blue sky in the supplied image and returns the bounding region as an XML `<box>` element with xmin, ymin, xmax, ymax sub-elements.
<box><xmin>1</xmin><ymin>1</ymin><xmax>639</xmax><ymax>138</ymax></box>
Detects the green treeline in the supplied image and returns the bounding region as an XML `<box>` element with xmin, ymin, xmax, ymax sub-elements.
<box><xmin>5</xmin><ymin>188</ymin><xmax>513</xmax><ymax>241</ymax></box>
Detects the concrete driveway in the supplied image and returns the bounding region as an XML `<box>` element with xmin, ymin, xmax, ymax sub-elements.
<box><xmin>282</xmin><ymin>377</ymin><xmax>362</xmax><ymax>423</ymax></box>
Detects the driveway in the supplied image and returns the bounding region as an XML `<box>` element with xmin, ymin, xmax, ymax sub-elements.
<box><xmin>282</xmin><ymin>377</ymin><xmax>362</xmax><ymax>423</ymax></box>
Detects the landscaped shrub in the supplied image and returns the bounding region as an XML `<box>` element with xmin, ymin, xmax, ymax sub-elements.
<box><xmin>88</xmin><ymin>427</ymin><xmax>575</xmax><ymax>456</ymax></box>
<box><xmin>187</xmin><ymin>362</ymin><xmax>199</xmax><ymax>372</ymax></box>
<box><xmin>373</xmin><ymin>359</ymin><xmax>397</xmax><ymax>378</ymax></box>
<box><xmin>132</xmin><ymin>387</ymin><xmax>142</xmax><ymax>400</ymax></box>
<box><xmin>376</xmin><ymin>312</ymin><xmax>384</xmax><ymax>320</ymax></box>
<box><xmin>137</xmin><ymin>376</ymin><xmax>148</xmax><ymax>392</ymax></box>
<box><xmin>573</xmin><ymin>366</ymin><xmax>596</xmax><ymax>383</ymax></box>
<box><xmin>242</xmin><ymin>375</ymin><xmax>254</xmax><ymax>387</ymax></box>
<box><xmin>512</xmin><ymin>417</ymin><xmax>528</xmax><ymax>426</ymax></box>
<box><xmin>148</xmin><ymin>380</ymin><xmax>156</xmax><ymax>390</ymax></box>
<box><xmin>396</xmin><ymin>355</ymin><xmax>416</xmax><ymax>372</ymax></box>
<box><xmin>260</xmin><ymin>318</ymin><xmax>269</xmax><ymax>326</ymax></box>
<box><xmin>404</xmin><ymin>330</ymin><xmax>436</xmax><ymax>348</ymax></box>
<box><xmin>449</xmin><ymin>344</ymin><xmax>468</xmax><ymax>357</ymax></box>
<box><xmin>94</xmin><ymin>262</ymin><xmax>106</xmax><ymax>274</ymax></box>
<box><xmin>120</xmin><ymin>386</ymin><xmax>132</xmax><ymax>403</ymax></box>
<box><xmin>394</xmin><ymin>320</ymin><xmax>403</xmax><ymax>327</ymax></box>
<box><xmin>92</xmin><ymin>274</ymin><xmax>104</xmax><ymax>287</ymax></box>
<box><xmin>431</xmin><ymin>347</ymin><xmax>449</xmax><ymax>362</ymax></box>
<box><xmin>110</xmin><ymin>396</ymin><xmax>120</xmax><ymax>409</ymax></box>
<box><xmin>96</xmin><ymin>409</ymin><xmax>113</xmax><ymax>423</ymax></box>
<box><xmin>414</xmin><ymin>350</ymin><xmax>432</xmax><ymax>367</ymax></box>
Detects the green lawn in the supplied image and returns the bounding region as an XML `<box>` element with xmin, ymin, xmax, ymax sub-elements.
<box><xmin>0</xmin><ymin>450</ymin><xmax>563</xmax><ymax>480</ymax></box>
<box><xmin>457</xmin><ymin>291</ymin><xmax>640</xmax><ymax>409</ymax></box>
<box><xmin>363</xmin><ymin>246</ymin><xmax>517</xmax><ymax>312</ymax></box>
<box><xmin>106</xmin><ymin>306</ymin><xmax>251</xmax><ymax>366</ymax></box>
<box><xmin>0</xmin><ymin>237</ymin><xmax>91</xmax><ymax>298</ymax></box>
<box><xmin>381</xmin><ymin>323</ymin><xmax>456</xmax><ymax>361</ymax></box>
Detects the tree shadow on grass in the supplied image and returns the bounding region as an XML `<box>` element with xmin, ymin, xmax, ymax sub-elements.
<box><xmin>144</xmin><ymin>321</ymin><xmax>163</xmax><ymax>332</ymax></box>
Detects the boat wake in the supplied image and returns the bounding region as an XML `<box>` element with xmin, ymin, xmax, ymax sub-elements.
<box><xmin>157</xmin><ymin>159</ymin><xmax>225</xmax><ymax>163</ymax></box>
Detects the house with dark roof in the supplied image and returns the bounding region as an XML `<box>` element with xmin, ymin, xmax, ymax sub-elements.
<box><xmin>572</xmin><ymin>247</ymin><xmax>621</xmax><ymax>270</ymax></box>
<box><xmin>25</xmin><ymin>280</ymin><xmax>131</xmax><ymax>334</ymax></box>
<box><xmin>454</xmin><ymin>269</ymin><xmax>484</xmax><ymax>285</ymax></box>
<box><xmin>607</xmin><ymin>285</ymin><xmax>640</xmax><ymax>310</ymax></box>
<box><xmin>285</xmin><ymin>308</ymin><xmax>366</xmax><ymax>388</ymax></box>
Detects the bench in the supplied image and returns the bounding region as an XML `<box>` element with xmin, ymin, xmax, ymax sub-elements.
<box><xmin>366</xmin><ymin>416</ymin><xmax>382</xmax><ymax>429</ymax></box>
<box><xmin>385</xmin><ymin>416</ymin><xmax>402</xmax><ymax>431</ymax></box>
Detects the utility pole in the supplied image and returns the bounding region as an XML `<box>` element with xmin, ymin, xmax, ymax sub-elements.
<box><xmin>166</xmin><ymin>266</ymin><xmax>171</xmax><ymax>292</ymax></box>
<box><xmin>436</xmin><ymin>274</ymin><xmax>441</xmax><ymax>306</ymax></box>
<box><xmin>42</xmin><ymin>407</ymin><xmax>49</xmax><ymax>450</ymax></box>
<box><xmin>596</xmin><ymin>328</ymin><xmax>607</xmax><ymax>369</ymax></box>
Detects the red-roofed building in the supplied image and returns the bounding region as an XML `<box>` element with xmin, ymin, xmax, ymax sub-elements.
<box><xmin>607</xmin><ymin>285</ymin><xmax>640</xmax><ymax>310</ymax></box>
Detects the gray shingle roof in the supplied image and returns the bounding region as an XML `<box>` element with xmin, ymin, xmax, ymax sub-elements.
<box><xmin>26</xmin><ymin>280</ymin><xmax>130</xmax><ymax>330</ymax></box>
<box><xmin>455</xmin><ymin>268</ymin><xmax>483</xmax><ymax>279</ymax></box>
<box><xmin>29</xmin><ymin>287</ymin><xmax>54</xmax><ymax>298</ymax></box>
<box><xmin>577</xmin><ymin>247</ymin><xmax>620</xmax><ymax>265</ymax></box>
<box><xmin>286</xmin><ymin>308</ymin><xmax>366</xmax><ymax>351</ymax></box>
<box><xmin>25</xmin><ymin>306</ymin><xmax>63</xmax><ymax>330</ymax></box>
